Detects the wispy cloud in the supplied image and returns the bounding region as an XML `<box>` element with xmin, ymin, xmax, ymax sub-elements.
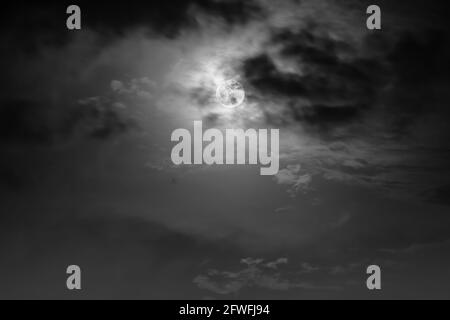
<box><xmin>379</xmin><ymin>239</ymin><xmax>450</xmax><ymax>255</ymax></box>
<box><xmin>274</xmin><ymin>165</ymin><xmax>312</xmax><ymax>197</ymax></box>
<box><xmin>194</xmin><ymin>258</ymin><xmax>341</xmax><ymax>295</ymax></box>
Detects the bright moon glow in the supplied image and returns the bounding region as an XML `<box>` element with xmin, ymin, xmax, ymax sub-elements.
<box><xmin>216</xmin><ymin>79</ymin><xmax>246</xmax><ymax>108</ymax></box>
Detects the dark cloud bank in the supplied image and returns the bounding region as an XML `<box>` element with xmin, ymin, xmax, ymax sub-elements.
<box><xmin>242</xmin><ymin>24</ymin><xmax>450</xmax><ymax>132</ymax></box>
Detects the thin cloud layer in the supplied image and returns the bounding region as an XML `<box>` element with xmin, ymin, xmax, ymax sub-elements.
<box><xmin>194</xmin><ymin>258</ymin><xmax>341</xmax><ymax>295</ymax></box>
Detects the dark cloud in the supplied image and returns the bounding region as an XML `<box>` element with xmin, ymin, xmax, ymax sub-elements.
<box><xmin>195</xmin><ymin>0</ymin><xmax>264</xmax><ymax>28</ymax></box>
<box><xmin>66</xmin><ymin>97</ymin><xmax>134</xmax><ymax>140</ymax></box>
<box><xmin>1</xmin><ymin>0</ymin><xmax>264</xmax><ymax>53</ymax></box>
<box><xmin>385</xmin><ymin>30</ymin><xmax>450</xmax><ymax>132</ymax></box>
<box><xmin>241</xmin><ymin>28</ymin><xmax>390</xmax><ymax>129</ymax></box>
<box><xmin>241</xmin><ymin>23</ymin><xmax>450</xmax><ymax>145</ymax></box>
<box><xmin>0</xmin><ymin>98</ymin><xmax>133</xmax><ymax>145</ymax></box>
<box><xmin>80</xmin><ymin>0</ymin><xmax>263</xmax><ymax>36</ymax></box>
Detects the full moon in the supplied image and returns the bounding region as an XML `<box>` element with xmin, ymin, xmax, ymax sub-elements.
<box><xmin>216</xmin><ymin>79</ymin><xmax>246</xmax><ymax>108</ymax></box>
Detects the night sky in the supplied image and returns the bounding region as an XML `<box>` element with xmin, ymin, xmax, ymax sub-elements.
<box><xmin>1</xmin><ymin>0</ymin><xmax>450</xmax><ymax>299</ymax></box>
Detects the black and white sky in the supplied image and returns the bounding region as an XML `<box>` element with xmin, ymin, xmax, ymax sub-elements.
<box><xmin>1</xmin><ymin>0</ymin><xmax>450</xmax><ymax>299</ymax></box>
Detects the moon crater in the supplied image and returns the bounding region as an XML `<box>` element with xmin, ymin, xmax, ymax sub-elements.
<box><xmin>216</xmin><ymin>79</ymin><xmax>246</xmax><ymax>108</ymax></box>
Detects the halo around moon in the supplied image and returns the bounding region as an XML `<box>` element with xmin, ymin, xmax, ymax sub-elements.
<box><xmin>216</xmin><ymin>79</ymin><xmax>246</xmax><ymax>108</ymax></box>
